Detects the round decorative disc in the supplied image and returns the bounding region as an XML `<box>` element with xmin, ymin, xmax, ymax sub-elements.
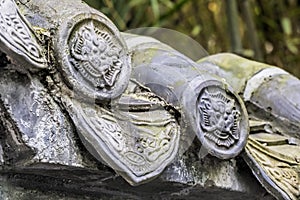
<box><xmin>196</xmin><ymin>84</ymin><xmax>248</xmax><ymax>159</ymax></box>
<box><xmin>56</xmin><ymin>13</ymin><xmax>131</xmax><ymax>100</ymax></box>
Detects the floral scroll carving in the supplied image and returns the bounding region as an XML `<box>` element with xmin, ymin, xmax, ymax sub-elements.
<box><xmin>62</xmin><ymin>81</ymin><xmax>180</xmax><ymax>185</ymax></box>
<box><xmin>0</xmin><ymin>0</ymin><xmax>46</xmax><ymax>69</ymax></box>
<box><xmin>245</xmin><ymin>133</ymin><xmax>300</xmax><ymax>200</ymax></box>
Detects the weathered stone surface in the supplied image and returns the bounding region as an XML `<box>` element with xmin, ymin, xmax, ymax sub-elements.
<box><xmin>14</xmin><ymin>0</ymin><xmax>182</xmax><ymax>185</ymax></box>
<box><xmin>123</xmin><ymin>34</ymin><xmax>300</xmax><ymax>199</ymax></box>
<box><xmin>62</xmin><ymin>80</ymin><xmax>181</xmax><ymax>185</ymax></box>
<box><xmin>0</xmin><ymin>61</ymin><xmax>273</xmax><ymax>199</ymax></box>
<box><xmin>0</xmin><ymin>153</ymin><xmax>275</xmax><ymax>200</ymax></box>
<box><xmin>124</xmin><ymin>34</ymin><xmax>249</xmax><ymax>160</ymax></box>
<box><xmin>0</xmin><ymin>0</ymin><xmax>46</xmax><ymax>69</ymax></box>
<box><xmin>198</xmin><ymin>53</ymin><xmax>300</xmax><ymax>139</ymax></box>
<box><xmin>0</xmin><ymin>0</ymin><xmax>293</xmax><ymax>199</ymax></box>
<box><xmin>18</xmin><ymin>0</ymin><xmax>131</xmax><ymax>101</ymax></box>
<box><xmin>243</xmin><ymin>120</ymin><xmax>300</xmax><ymax>200</ymax></box>
<box><xmin>0</xmin><ymin>66</ymin><xmax>87</xmax><ymax>167</ymax></box>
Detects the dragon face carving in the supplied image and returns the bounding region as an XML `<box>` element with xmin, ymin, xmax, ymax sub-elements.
<box><xmin>58</xmin><ymin>15</ymin><xmax>131</xmax><ymax>100</ymax></box>
<box><xmin>69</xmin><ymin>22</ymin><xmax>122</xmax><ymax>89</ymax></box>
<box><xmin>198</xmin><ymin>87</ymin><xmax>241</xmax><ymax>148</ymax></box>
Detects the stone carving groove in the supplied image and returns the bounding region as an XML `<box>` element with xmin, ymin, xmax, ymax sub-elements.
<box><xmin>57</xmin><ymin>15</ymin><xmax>131</xmax><ymax>100</ymax></box>
<box><xmin>0</xmin><ymin>0</ymin><xmax>46</xmax><ymax>69</ymax></box>
<box><xmin>198</xmin><ymin>87</ymin><xmax>241</xmax><ymax>148</ymax></box>
<box><xmin>3</xmin><ymin>1</ymin><xmax>300</xmax><ymax>199</ymax></box>
<box><xmin>195</xmin><ymin>85</ymin><xmax>246</xmax><ymax>159</ymax></box>
<box><xmin>62</xmin><ymin>81</ymin><xmax>180</xmax><ymax>185</ymax></box>
<box><xmin>245</xmin><ymin>133</ymin><xmax>300</xmax><ymax>200</ymax></box>
<box><xmin>126</xmin><ymin>34</ymin><xmax>249</xmax><ymax>160</ymax></box>
<box><xmin>69</xmin><ymin>21</ymin><xmax>123</xmax><ymax>89</ymax></box>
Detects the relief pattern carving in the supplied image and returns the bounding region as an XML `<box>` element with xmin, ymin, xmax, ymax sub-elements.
<box><xmin>58</xmin><ymin>16</ymin><xmax>131</xmax><ymax>100</ymax></box>
<box><xmin>198</xmin><ymin>87</ymin><xmax>241</xmax><ymax>148</ymax></box>
<box><xmin>62</xmin><ymin>81</ymin><xmax>180</xmax><ymax>185</ymax></box>
<box><xmin>245</xmin><ymin>133</ymin><xmax>300</xmax><ymax>200</ymax></box>
<box><xmin>0</xmin><ymin>0</ymin><xmax>46</xmax><ymax>68</ymax></box>
<box><xmin>69</xmin><ymin>21</ymin><xmax>123</xmax><ymax>89</ymax></box>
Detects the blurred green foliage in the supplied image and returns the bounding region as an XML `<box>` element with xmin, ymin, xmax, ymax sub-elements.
<box><xmin>84</xmin><ymin>0</ymin><xmax>300</xmax><ymax>77</ymax></box>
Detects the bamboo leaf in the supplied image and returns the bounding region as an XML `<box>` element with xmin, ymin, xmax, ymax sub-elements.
<box><xmin>151</xmin><ymin>0</ymin><xmax>160</xmax><ymax>20</ymax></box>
<box><xmin>286</xmin><ymin>38</ymin><xmax>299</xmax><ymax>54</ymax></box>
<box><xmin>281</xmin><ymin>17</ymin><xmax>292</xmax><ymax>36</ymax></box>
<box><xmin>129</xmin><ymin>0</ymin><xmax>147</xmax><ymax>7</ymax></box>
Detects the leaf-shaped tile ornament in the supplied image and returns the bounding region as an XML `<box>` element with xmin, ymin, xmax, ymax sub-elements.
<box><xmin>0</xmin><ymin>0</ymin><xmax>46</xmax><ymax>69</ymax></box>
<box><xmin>244</xmin><ymin>133</ymin><xmax>300</xmax><ymax>200</ymax></box>
<box><xmin>62</xmin><ymin>81</ymin><xmax>180</xmax><ymax>185</ymax></box>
